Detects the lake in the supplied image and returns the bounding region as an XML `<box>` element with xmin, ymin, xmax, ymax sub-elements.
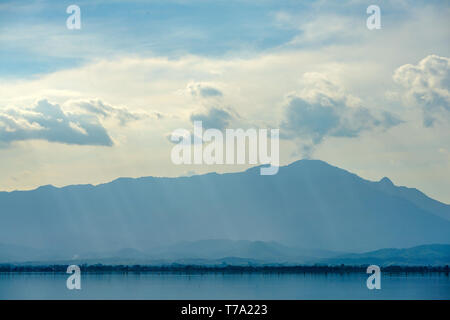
<box><xmin>0</xmin><ymin>272</ymin><xmax>449</xmax><ymax>300</ymax></box>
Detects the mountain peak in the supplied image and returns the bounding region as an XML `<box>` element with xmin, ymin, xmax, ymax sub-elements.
<box><xmin>36</xmin><ymin>184</ymin><xmax>56</xmax><ymax>191</ymax></box>
<box><xmin>288</xmin><ymin>159</ymin><xmax>330</xmax><ymax>167</ymax></box>
<box><xmin>379</xmin><ymin>177</ymin><xmax>394</xmax><ymax>186</ymax></box>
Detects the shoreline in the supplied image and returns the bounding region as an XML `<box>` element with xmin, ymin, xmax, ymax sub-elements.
<box><xmin>1</xmin><ymin>264</ymin><xmax>449</xmax><ymax>274</ymax></box>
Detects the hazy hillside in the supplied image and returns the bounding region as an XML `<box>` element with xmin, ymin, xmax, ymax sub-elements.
<box><xmin>2</xmin><ymin>241</ymin><xmax>449</xmax><ymax>267</ymax></box>
<box><xmin>1</xmin><ymin>160</ymin><xmax>449</xmax><ymax>259</ymax></box>
<box><xmin>0</xmin><ymin>239</ymin><xmax>339</xmax><ymax>264</ymax></box>
<box><xmin>366</xmin><ymin>177</ymin><xmax>450</xmax><ymax>221</ymax></box>
<box><xmin>322</xmin><ymin>244</ymin><xmax>450</xmax><ymax>266</ymax></box>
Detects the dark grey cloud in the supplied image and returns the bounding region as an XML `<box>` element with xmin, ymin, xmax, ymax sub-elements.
<box><xmin>281</xmin><ymin>97</ymin><xmax>340</xmax><ymax>144</ymax></box>
<box><xmin>282</xmin><ymin>97</ymin><xmax>401</xmax><ymax>143</ymax></box>
<box><xmin>190</xmin><ymin>107</ymin><xmax>233</xmax><ymax>131</ymax></box>
<box><xmin>198</xmin><ymin>87</ymin><xmax>223</xmax><ymax>98</ymax></box>
<box><xmin>280</xmin><ymin>74</ymin><xmax>402</xmax><ymax>150</ymax></box>
<box><xmin>188</xmin><ymin>83</ymin><xmax>223</xmax><ymax>98</ymax></box>
<box><xmin>0</xmin><ymin>100</ymin><xmax>113</xmax><ymax>146</ymax></box>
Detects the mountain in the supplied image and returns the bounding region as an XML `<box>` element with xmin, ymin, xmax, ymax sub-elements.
<box><xmin>0</xmin><ymin>243</ymin><xmax>45</xmax><ymax>263</ymax></box>
<box><xmin>0</xmin><ymin>239</ymin><xmax>339</xmax><ymax>265</ymax></box>
<box><xmin>0</xmin><ymin>159</ymin><xmax>449</xmax><ymax>259</ymax></box>
<box><xmin>146</xmin><ymin>239</ymin><xmax>339</xmax><ymax>262</ymax></box>
<box><xmin>367</xmin><ymin>177</ymin><xmax>450</xmax><ymax>221</ymax></box>
<box><xmin>3</xmin><ymin>241</ymin><xmax>448</xmax><ymax>267</ymax></box>
<box><xmin>322</xmin><ymin>244</ymin><xmax>450</xmax><ymax>266</ymax></box>
<box><xmin>0</xmin><ymin>243</ymin><xmax>72</xmax><ymax>263</ymax></box>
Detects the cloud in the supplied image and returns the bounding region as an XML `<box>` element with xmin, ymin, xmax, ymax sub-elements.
<box><xmin>165</xmin><ymin>106</ymin><xmax>237</xmax><ymax>146</ymax></box>
<box><xmin>190</xmin><ymin>107</ymin><xmax>234</xmax><ymax>131</ymax></box>
<box><xmin>393</xmin><ymin>55</ymin><xmax>450</xmax><ymax>127</ymax></box>
<box><xmin>0</xmin><ymin>100</ymin><xmax>113</xmax><ymax>147</ymax></box>
<box><xmin>187</xmin><ymin>83</ymin><xmax>223</xmax><ymax>98</ymax></box>
<box><xmin>281</xmin><ymin>73</ymin><xmax>402</xmax><ymax>152</ymax></box>
<box><xmin>286</xmin><ymin>14</ymin><xmax>363</xmax><ymax>48</ymax></box>
<box><xmin>70</xmin><ymin>99</ymin><xmax>150</xmax><ymax>126</ymax></box>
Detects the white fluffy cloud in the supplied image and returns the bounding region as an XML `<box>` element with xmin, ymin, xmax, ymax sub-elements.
<box><xmin>393</xmin><ymin>55</ymin><xmax>450</xmax><ymax>127</ymax></box>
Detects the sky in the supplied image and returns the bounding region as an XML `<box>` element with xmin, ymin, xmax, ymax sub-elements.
<box><xmin>0</xmin><ymin>0</ymin><xmax>449</xmax><ymax>203</ymax></box>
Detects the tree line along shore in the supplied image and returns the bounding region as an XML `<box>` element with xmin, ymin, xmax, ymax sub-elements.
<box><xmin>0</xmin><ymin>264</ymin><xmax>449</xmax><ymax>274</ymax></box>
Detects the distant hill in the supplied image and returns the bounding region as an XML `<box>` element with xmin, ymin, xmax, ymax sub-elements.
<box><xmin>148</xmin><ymin>239</ymin><xmax>339</xmax><ymax>262</ymax></box>
<box><xmin>0</xmin><ymin>243</ymin><xmax>45</xmax><ymax>263</ymax></box>
<box><xmin>322</xmin><ymin>244</ymin><xmax>450</xmax><ymax>266</ymax></box>
<box><xmin>0</xmin><ymin>159</ymin><xmax>449</xmax><ymax>259</ymax></box>
<box><xmin>0</xmin><ymin>239</ymin><xmax>339</xmax><ymax>265</ymax></box>
<box><xmin>2</xmin><ymin>241</ymin><xmax>449</xmax><ymax>267</ymax></box>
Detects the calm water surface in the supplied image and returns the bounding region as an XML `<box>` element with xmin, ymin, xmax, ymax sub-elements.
<box><xmin>0</xmin><ymin>272</ymin><xmax>449</xmax><ymax>300</ymax></box>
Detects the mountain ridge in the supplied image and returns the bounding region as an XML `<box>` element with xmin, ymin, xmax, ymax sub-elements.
<box><xmin>2</xmin><ymin>159</ymin><xmax>448</xmax><ymax>209</ymax></box>
<box><xmin>0</xmin><ymin>159</ymin><xmax>449</xmax><ymax>257</ymax></box>
<box><xmin>322</xmin><ymin>243</ymin><xmax>450</xmax><ymax>266</ymax></box>
<box><xmin>2</xmin><ymin>242</ymin><xmax>448</xmax><ymax>267</ymax></box>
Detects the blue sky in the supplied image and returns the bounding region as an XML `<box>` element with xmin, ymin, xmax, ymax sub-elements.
<box><xmin>0</xmin><ymin>0</ymin><xmax>305</xmax><ymax>76</ymax></box>
<box><xmin>0</xmin><ymin>0</ymin><xmax>449</xmax><ymax>203</ymax></box>
<box><xmin>1</xmin><ymin>0</ymin><xmax>432</xmax><ymax>77</ymax></box>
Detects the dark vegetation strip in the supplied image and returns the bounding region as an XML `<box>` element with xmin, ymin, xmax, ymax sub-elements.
<box><xmin>0</xmin><ymin>264</ymin><xmax>449</xmax><ymax>274</ymax></box>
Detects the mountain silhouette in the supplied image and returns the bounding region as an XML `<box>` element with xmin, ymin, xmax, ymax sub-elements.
<box><xmin>0</xmin><ymin>159</ymin><xmax>449</xmax><ymax>259</ymax></box>
<box><xmin>322</xmin><ymin>244</ymin><xmax>450</xmax><ymax>266</ymax></box>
